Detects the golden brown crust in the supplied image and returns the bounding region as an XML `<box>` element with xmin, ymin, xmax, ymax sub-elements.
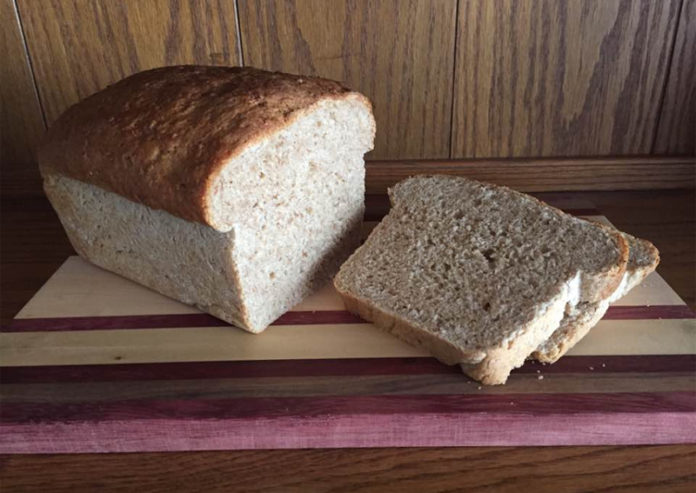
<box><xmin>38</xmin><ymin>65</ymin><xmax>368</xmax><ymax>229</ymax></box>
<box><xmin>596</xmin><ymin>226</ymin><xmax>630</xmax><ymax>300</ymax></box>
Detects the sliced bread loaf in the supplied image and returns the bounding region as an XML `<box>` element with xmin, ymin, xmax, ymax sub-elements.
<box><xmin>533</xmin><ymin>233</ymin><xmax>659</xmax><ymax>362</ymax></box>
<box><xmin>334</xmin><ymin>175</ymin><xmax>628</xmax><ymax>385</ymax></box>
<box><xmin>40</xmin><ymin>66</ymin><xmax>375</xmax><ymax>333</ymax></box>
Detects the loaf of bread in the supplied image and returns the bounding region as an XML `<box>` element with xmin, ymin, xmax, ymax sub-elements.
<box><xmin>334</xmin><ymin>175</ymin><xmax>633</xmax><ymax>385</ymax></box>
<box><xmin>39</xmin><ymin>66</ymin><xmax>375</xmax><ymax>333</ymax></box>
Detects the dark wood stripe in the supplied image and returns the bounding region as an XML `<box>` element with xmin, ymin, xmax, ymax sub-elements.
<box><xmin>2</xmin><ymin>355</ymin><xmax>693</xmax><ymax>384</ymax></box>
<box><xmin>3</xmin><ymin>371</ymin><xmax>694</xmax><ymax>404</ymax></box>
<box><xmin>602</xmin><ymin>305</ymin><xmax>695</xmax><ymax>319</ymax></box>
<box><xmin>520</xmin><ymin>354</ymin><xmax>696</xmax><ymax>374</ymax></box>
<box><xmin>364</xmin><ymin>157</ymin><xmax>696</xmax><ymax>194</ymax></box>
<box><xmin>4</xmin><ymin>304</ymin><xmax>692</xmax><ymax>332</ymax></box>
<box><xmin>2</xmin><ymin>392</ymin><xmax>693</xmax><ymax>424</ymax></box>
<box><xmin>4</xmin><ymin>310</ymin><xmax>364</xmax><ymax>332</ymax></box>
<box><xmin>0</xmin><ymin>358</ymin><xmax>448</xmax><ymax>383</ymax></box>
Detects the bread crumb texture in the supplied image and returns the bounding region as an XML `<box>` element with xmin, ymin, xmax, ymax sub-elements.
<box><xmin>334</xmin><ymin>175</ymin><xmax>637</xmax><ymax>384</ymax></box>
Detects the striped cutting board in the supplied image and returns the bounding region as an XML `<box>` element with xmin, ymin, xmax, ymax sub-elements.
<box><xmin>1</xmin><ymin>214</ymin><xmax>695</xmax><ymax>453</ymax></box>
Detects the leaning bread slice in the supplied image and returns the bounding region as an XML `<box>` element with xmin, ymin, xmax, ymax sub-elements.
<box><xmin>533</xmin><ymin>233</ymin><xmax>659</xmax><ymax>363</ymax></box>
<box><xmin>334</xmin><ymin>176</ymin><xmax>628</xmax><ymax>385</ymax></box>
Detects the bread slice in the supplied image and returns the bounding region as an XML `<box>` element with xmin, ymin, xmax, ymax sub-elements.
<box><xmin>533</xmin><ymin>233</ymin><xmax>659</xmax><ymax>362</ymax></box>
<box><xmin>40</xmin><ymin>66</ymin><xmax>375</xmax><ymax>333</ymax></box>
<box><xmin>334</xmin><ymin>176</ymin><xmax>628</xmax><ymax>385</ymax></box>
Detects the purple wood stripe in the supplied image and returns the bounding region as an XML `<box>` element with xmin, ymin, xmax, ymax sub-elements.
<box><xmin>4</xmin><ymin>305</ymin><xmax>694</xmax><ymax>333</ymax></box>
<box><xmin>2</xmin><ymin>355</ymin><xmax>694</xmax><ymax>384</ymax></box>
<box><xmin>1</xmin><ymin>408</ymin><xmax>693</xmax><ymax>453</ymax></box>
<box><xmin>4</xmin><ymin>310</ymin><xmax>364</xmax><ymax>332</ymax></box>
<box><xmin>2</xmin><ymin>392</ymin><xmax>693</xmax><ymax>425</ymax></box>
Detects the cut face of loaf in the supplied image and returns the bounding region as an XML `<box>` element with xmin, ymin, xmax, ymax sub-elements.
<box><xmin>334</xmin><ymin>176</ymin><xmax>628</xmax><ymax>385</ymax></box>
<box><xmin>42</xmin><ymin>68</ymin><xmax>375</xmax><ymax>333</ymax></box>
<box><xmin>533</xmin><ymin>233</ymin><xmax>659</xmax><ymax>363</ymax></box>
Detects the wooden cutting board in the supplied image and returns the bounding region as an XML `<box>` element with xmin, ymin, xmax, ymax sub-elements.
<box><xmin>1</xmin><ymin>213</ymin><xmax>694</xmax><ymax>453</ymax></box>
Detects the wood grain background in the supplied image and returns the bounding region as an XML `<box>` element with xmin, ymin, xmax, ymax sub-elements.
<box><xmin>654</xmin><ymin>0</ymin><xmax>696</xmax><ymax>155</ymax></box>
<box><xmin>1</xmin><ymin>0</ymin><xmax>45</xmax><ymax>196</ymax></box>
<box><xmin>2</xmin><ymin>0</ymin><xmax>694</xmax><ymax>197</ymax></box>
<box><xmin>452</xmin><ymin>0</ymin><xmax>681</xmax><ymax>157</ymax></box>
<box><xmin>238</xmin><ymin>0</ymin><xmax>457</xmax><ymax>159</ymax></box>
<box><xmin>17</xmin><ymin>0</ymin><xmax>241</xmax><ymax>125</ymax></box>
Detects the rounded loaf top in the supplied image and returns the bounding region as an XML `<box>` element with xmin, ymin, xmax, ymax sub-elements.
<box><xmin>38</xmin><ymin>65</ymin><xmax>373</xmax><ymax>230</ymax></box>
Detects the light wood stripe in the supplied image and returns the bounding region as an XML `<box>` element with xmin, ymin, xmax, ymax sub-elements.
<box><xmin>1</xmin><ymin>319</ymin><xmax>693</xmax><ymax>367</ymax></box>
<box><xmin>5</xmin><ymin>305</ymin><xmax>692</xmax><ymax>333</ymax></box>
<box><xmin>568</xmin><ymin>319</ymin><xmax>696</xmax><ymax>356</ymax></box>
<box><xmin>14</xmin><ymin>257</ymin><xmax>687</xmax><ymax>321</ymax></box>
<box><xmin>0</xmin><ymin>324</ymin><xmax>425</xmax><ymax>367</ymax></box>
<box><xmin>15</xmin><ymin>257</ymin><xmax>346</xmax><ymax>319</ymax></box>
